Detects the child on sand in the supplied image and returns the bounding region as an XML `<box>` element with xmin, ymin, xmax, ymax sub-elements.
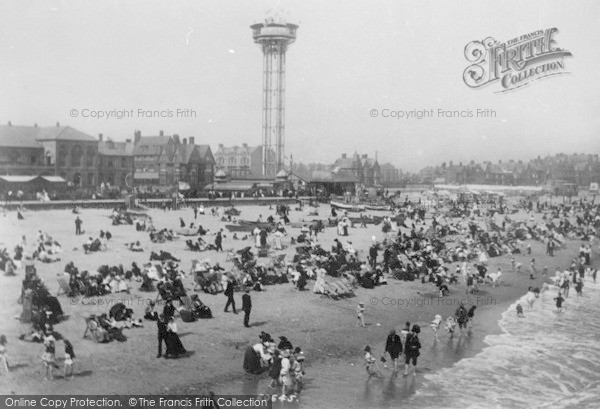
<box><xmin>516</xmin><ymin>303</ymin><xmax>524</xmax><ymax>317</ymax></box>
<box><xmin>42</xmin><ymin>341</ymin><xmax>58</xmax><ymax>381</ymax></box>
<box><xmin>445</xmin><ymin>316</ymin><xmax>456</xmax><ymax>339</ymax></box>
<box><xmin>356</xmin><ymin>302</ymin><xmax>366</xmax><ymax>327</ymax></box>
<box><xmin>363</xmin><ymin>345</ymin><xmax>381</xmax><ymax>377</ymax></box>
<box><xmin>63</xmin><ymin>340</ymin><xmax>75</xmax><ymax>379</ymax></box>
<box><xmin>430</xmin><ymin>315</ymin><xmax>442</xmax><ymax>341</ymax></box>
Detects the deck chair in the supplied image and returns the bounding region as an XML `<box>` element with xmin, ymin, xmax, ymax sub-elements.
<box><xmin>322</xmin><ymin>283</ymin><xmax>340</xmax><ymax>300</ymax></box>
<box><xmin>193</xmin><ymin>271</ymin><xmax>207</xmax><ymax>291</ymax></box>
<box><xmin>328</xmin><ymin>281</ymin><xmax>348</xmax><ymax>297</ymax></box>
<box><xmin>56</xmin><ymin>277</ymin><xmax>72</xmax><ymax>297</ymax></box>
<box><xmin>335</xmin><ymin>280</ymin><xmax>355</xmax><ymax>296</ymax></box>
<box><xmin>232</xmin><ymin>257</ymin><xmax>245</xmax><ymax>273</ymax></box>
<box><xmin>340</xmin><ymin>274</ymin><xmax>358</xmax><ymax>289</ymax></box>
<box><xmin>190</xmin><ymin>259</ymin><xmax>201</xmax><ymax>273</ymax></box>
<box><xmin>179</xmin><ymin>295</ymin><xmax>194</xmax><ymax>311</ymax></box>
<box><xmin>268</xmin><ymin>253</ymin><xmax>286</xmax><ymax>269</ymax></box>
<box><xmin>83</xmin><ymin>316</ymin><xmax>110</xmax><ymax>343</ymax></box>
<box><xmin>155</xmin><ymin>264</ymin><xmax>165</xmax><ymax>279</ymax></box>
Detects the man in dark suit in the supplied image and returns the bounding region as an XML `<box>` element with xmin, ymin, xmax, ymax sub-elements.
<box><xmin>75</xmin><ymin>216</ymin><xmax>82</xmax><ymax>235</ymax></box>
<box><xmin>242</xmin><ymin>289</ymin><xmax>252</xmax><ymax>328</ymax></box>
<box><xmin>224</xmin><ymin>279</ymin><xmax>237</xmax><ymax>314</ymax></box>
<box><xmin>156</xmin><ymin>314</ymin><xmax>168</xmax><ymax>358</ymax></box>
<box><xmin>215</xmin><ymin>230</ymin><xmax>223</xmax><ymax>252</ymax></box>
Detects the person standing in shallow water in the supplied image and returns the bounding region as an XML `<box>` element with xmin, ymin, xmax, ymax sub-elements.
<box><xmin>554</xmin><ymin>292</ymin><xmax>565</xmax><ymax>313</ymax></box>
<box><xmin>403</xmin><ymin>325</ymin><xmax>421</xmax><ymax>376</ymax></box>
<box><xmin>467</xmin><ymin>306</ymin><xmax>477</xmax><ymax>331</ymax></box>
<box><xmin>455</xmin><ymin>302</ymin><xmax>468</xmax><ymax>337</ymax></box>
<box><xmin>384</xmin><ymin>329</ymin><xmax>403</xmax><ymax>373</ymax></box>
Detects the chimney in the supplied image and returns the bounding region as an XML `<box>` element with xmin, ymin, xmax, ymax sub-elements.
<box><xmin>183</xmin><ymin>138</ymin><xmax>187</xmax><ymax>145</ymax></box>
<box><xmin>7</xmin><ymin>121</ymin><xmax>11</xmax><ymax>126</ymax></box>
<box><xmin>98</xmin><ymin>133</ymin><xmax>103</xmax><ymax>142</ymax></box>
<box><xmin>342</xmin><ymin>153</ymin><xmax>347</xmax><ymax>159</ymax></box>
<box><xmin>218</xmin><ymin>143</ymin><xmax>224</xmax><ymax>148</ymax></box>
<box><xmin>362</xmin><ymin>154</ymin><xmax>367</xmax><ymax>159</ymax></box>
<box><xmin>34</xmin><ymin>123</ymin><xmax>37</xmax><ymax>127</ymax></box>
<box><xmin>173</xmin><ymin>134</ymin><xmax>180</xmax><ymax>144</ymax></box>
<box><xmin>134</xmin><ymin>130</ymin><xmax>141</xmax><ymax>144</ymax></box>
<box><xmin>189</xmin><ymin>136</ymin><xmax>195</xmax><ymax>145</ymax></box>
<box><xmin>159</xmin><ymin>130</ymin><xmax>164</xmax><ymax>137</ymax></box>
<box><xmin>242</xmin><ymin>143</ymin><xmax>248</xmax><ymax>148</ymax></box>
<box><xmin>56</xmin><ymin>122</ymin><xmax>60</xmax><ymax>127</ymax></box>
<box><xmin>125</xmin><ymin>139</ymin><xmax>131</xmax><ymax>143</ymax></box>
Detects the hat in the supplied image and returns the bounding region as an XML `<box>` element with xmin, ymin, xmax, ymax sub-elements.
<box><xmin>412</xmin><ymin>325</ymin><xmax>421</xmax><ymax>333</ymax></box>
<box><xmin>434</xmin><ymin>314</ymin><xmax>442</xmax><ymax>320</ymax></box>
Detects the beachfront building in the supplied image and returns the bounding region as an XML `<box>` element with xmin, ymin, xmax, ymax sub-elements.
<box><xmin>380</xmin><ymin>163</ymin><xmax>401</xmax><ymax>187</ymax></box>
<box><xmin>98</xmin><ymin>135</ymin><xmax>135</xmax><ymax>188</ymax></box>
<box><xmin>132</xmin><ymin>131</ymin><xmax>215</xmax><ymax>190</ymax></box>
<box><xmin>332</xmin><ymin>152</ymin><xmax>381</xmax><ymax>187</ymax></box>
<box><xmin>214</xmin><ymin>143</ymin><xmax>277</xmax><ymax>178</ymax></box>
<box><xmin>0</xmin><ymin>122</ymin><xmax>99</xmax><ymax>188</ymax></box>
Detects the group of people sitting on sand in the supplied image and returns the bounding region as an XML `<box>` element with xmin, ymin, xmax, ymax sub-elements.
<box><xmin>149</xmin><ymin>228</ymin><xmax>177</xmax><ymax>243</ymax></box>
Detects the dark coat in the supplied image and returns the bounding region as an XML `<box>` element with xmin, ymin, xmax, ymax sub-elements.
<box><xmin>157</xmin><ymin>319</ymin><xmax>168</xmax><ymax>338</ymax></box>
<box><xmin>385</xmin><ymin>333</ymin><xmax>403</xmax><ymax>358</ymax></box>
<box><xmin>224</xmin><ymin>281</ymin><xmax>235</xmax><ymax>297</ymax></box>
<box><xmin>242</xmin><ymin>293</ymin><xmax>252</xmax><ymax>312</ymax></box>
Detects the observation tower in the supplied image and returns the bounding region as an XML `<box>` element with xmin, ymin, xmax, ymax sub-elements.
<box><xmin>251</xmin><ymin>18</ymin><xmax>298</xmax><ymax>176</ymax></box>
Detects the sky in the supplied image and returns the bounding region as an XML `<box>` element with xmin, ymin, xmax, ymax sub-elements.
<box><xmin>1</xmin><ymin>0</ymin><xmax>599</xmax><ymax>171</ymax></box>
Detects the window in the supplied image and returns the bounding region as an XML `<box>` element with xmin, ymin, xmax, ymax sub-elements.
<box><xmin>108</xmin><ymin>159</ymin><xmax>114</xmax><ymax>168</ymax></box>
<box><xmin>31</xmin><ymin>155</ymin><xmax>37</xmax><ymax>164</ymax></box>
<box><xmin>86</xmin><ymin>147</ymin><xmax>95</xmax><ymax>167</ymax></box>
<box><xmin>87</xmin><ymin>173</ymin><xmax>94</xmax><ymax>186</ymax></box>
<box><xmin>58</xmin><ymin>146</ymin><xmax>68</xmax><ymax>167</ymax></box>
<box><xmin>121</xmin><ymin>158</ymin><xmax>127</xmax><ymax>168</ymax></box>
<box><xmin>71</xmin><ymin>145</ymin><xmax>83</xmax><ymax>167</ymax></box>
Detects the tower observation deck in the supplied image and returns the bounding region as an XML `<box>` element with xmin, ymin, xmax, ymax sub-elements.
<box><xmin>251</xmin><ymin>18</ymin><xmax>298</xmax><ymax>176</ymax></box>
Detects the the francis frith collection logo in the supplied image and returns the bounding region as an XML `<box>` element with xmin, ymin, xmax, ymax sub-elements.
<box><xmin>463</xmin><ymin>28</ymin><xmax>572</xmax><ymax>93</ymax></box>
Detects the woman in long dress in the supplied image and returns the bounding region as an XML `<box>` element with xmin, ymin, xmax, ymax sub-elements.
<box><xmin>164</xmin><ymin>317</ymin><xmax>186</xmax><ymax>358</ymax></box>
<box><xmin>243</xmin><ymin>341</ymin><xmax>270</xmax><ymax>374</ymax></box>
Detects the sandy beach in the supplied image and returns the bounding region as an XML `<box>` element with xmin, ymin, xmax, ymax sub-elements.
<box><xmin>0</xmin><ymin>200</ymin><xmax>585</xmax><ymax>408</ymax></box>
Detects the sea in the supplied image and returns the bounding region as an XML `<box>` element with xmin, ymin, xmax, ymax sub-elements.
<box><xmin>411</xmin><ymin>279</ymin><xmax>600</xmax><ymax>409</ymax></box>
